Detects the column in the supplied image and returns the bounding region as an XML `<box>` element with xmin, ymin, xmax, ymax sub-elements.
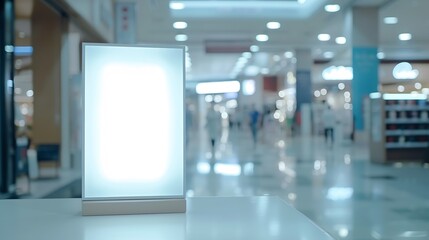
<box><xmin>31</xmin><ymin>1</ymin><xmax>62</xmax><ymax>151</ymax></box>
<box><xmin>0</xmin><ymin>0</ymin><xmax>16</xmax><ymax>195</ymax></box>
<box><xmin>295</xmin><ymin>49</ymin><xmax>312</xmax><ymax>134</ymax></box>
<box><xmin>351</xmin><ymin>7</ymin><xmax>379</xmax><ymax>131</ymax></box>
<box><xmin>60</xmin><ymin>22</ymin><xmax>71</xmax><ymax>169</ymax></box>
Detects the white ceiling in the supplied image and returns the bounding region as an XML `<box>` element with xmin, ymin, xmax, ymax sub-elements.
<box><xmin>131</xmin><ymin>0</ymin><xmax>429</xmax><ymax>82</ymax></box>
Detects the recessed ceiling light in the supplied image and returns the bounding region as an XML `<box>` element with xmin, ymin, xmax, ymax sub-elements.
<box><xmin>261</xmin><ymin>68</ymin><xmax>269</xmax><ymax>75</ymax></box>
<box><xmin>399</xmin><ymin>33</ymin><xmax>412</xmax><ymax>41</ymax></box>
<box><xmin>267</xmin><ymin>22</ymin><xmax>281</xmax><ymax>30</ymax></box>
<box><xmin>173</xmin><ymin>21</ymin><xmax>187</xmax><ymax>29</ymax></box>
<box><xmin>415</xmin><ymin>82</ymin><xmax>422</xmax><ymax>90</ymax></box>
<box><xmin>26</xmin><ymin>90</ymin><xmax>34</xmax><ymax>97</ymax></box>
<box><xmin>324</xmin><ymin>4</ymin><xmax>340</xmax><ymax>13</ymax></box>
<box><xmin>273</xmin><ymin>55</ymin><xmax>281</xmax><ymax>62</ymax></box>
<box><xmin>318</xmin><ymin>34</ymin><xmax>330</xmax><ymax>41</ymax></box>
<box><xmin>242</xmin><ymin>52</ymin><xmax>252</xmax><ymax>58</ymax></box>
<box><xmin>245</xmin><ymin>65</ymin><xmax>260</xmax><ymax>76</ymax></box>
<box><xmin>284</xmin><ymin>51</ymin><xmax>293</xmax><ymax>58</ymax></box>
<box><xmin>170</xmin><ymin>2</ymin><xmax>185</xmax><ymax>10</ymax></box>
<box><xmin>256</xmin><ymin>34</ymin><xmax>269</xmax><ymax>42</ymax></box>
<box><xmin>175</xmin><ymin>34</ymin><xmax>188</xmax><ymax>41</ymax></box>
<box><xmin>335</xmin><ymin>37</ymin><xmax>347</xmax><ymax>45</ymax></box>
<box><xmin>250</xmin><ymin>45</ymin><xmax>259</xmax><ymax>52</ymax></box>
<box><xmin>314</xmin><ymin>90</ymin><xmax>321</xmax><ymax>97</ymax></box>
<box><xmin>377</xmin><ymin>52</ymin><xmax>385</xmax><ymax>59</ymax></box>
<box><xmin>384</xmin><ymin>17</ymin><xmax>398</xmax><ymax>24</ymax></box>
<box><xmin>324</xmin><ymin>51</ymin><xmax>334</xmax><ymax>58</ymax></box>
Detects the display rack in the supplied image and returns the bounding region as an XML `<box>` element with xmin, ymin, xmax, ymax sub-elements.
<box><xmin>369</xmin><ymin>93</ymin><xmax>429</xmax><ymax>163</ymax></box>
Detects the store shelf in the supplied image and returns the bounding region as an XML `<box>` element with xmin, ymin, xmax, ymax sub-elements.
<box><xmin>386</xmin><ymin>142</ymin><xmax>429</xmax><ymax>149</ymax></box>
<box><xmin>370</xmin><ymin>93</ymin><xmax>429</xmax><ymax>162</ymax></box>
<box><xmin>385</xmin><ymin>130</ymin><xmax>429</xmax><ymax>136</ymax></box>
<box><xmin>385</xmin><ymin>119</ymin><xmax>429</xmax><ymax>124</ymax></box>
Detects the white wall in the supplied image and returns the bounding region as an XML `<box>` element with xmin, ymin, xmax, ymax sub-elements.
<box><xmin>64</xmin><ymin>0</ymin><xmax>114</xmax><ymax>42</ymax></box>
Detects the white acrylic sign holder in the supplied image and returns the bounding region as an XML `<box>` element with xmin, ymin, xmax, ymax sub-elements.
<box><xmin>82</xmin><ymin>43</ymin><xmax>186</xmax><ymax>216</ymax></box>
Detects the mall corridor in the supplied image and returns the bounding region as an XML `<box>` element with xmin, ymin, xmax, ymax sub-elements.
<box><xmin>185</xmin><ymin>126</ymin><xmax>429</xmax><ymax>240</ymax></box>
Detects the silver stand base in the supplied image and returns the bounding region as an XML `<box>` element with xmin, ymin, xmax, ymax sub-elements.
<box><xmin>82</xmin><ymin>198</ymin><xmax>186</xmax><ymax>216</ymax></box>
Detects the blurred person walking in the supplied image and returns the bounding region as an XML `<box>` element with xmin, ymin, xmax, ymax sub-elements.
<box><xmin>235</xmin><ymin>107</ymin><xmax>244</xmax><ymax>130</ymax></box>
<box><xmin>185</xmin><ymin>104</ymin><xmax>193</xmax><ymax>147</ymax></box>
<box><xmin>249</xmin><ymin>105</ymin><xmax>261</xmax><ymax>145</ymax></box>
<box><xmin>323</xmin><ymin>105</ymin><xmax>335</xmax><ymax>145</ymax></box>
<box><xmin>206</xmin><ymin>105</ymin><xmax>221</xmax><ymax>152</ymax></box>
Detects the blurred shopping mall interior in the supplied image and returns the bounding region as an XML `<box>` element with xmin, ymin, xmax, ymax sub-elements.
<box><xmin>1</xmin><ymin>0</ymin><xmax>429</xmax><ymax>239</ymax></box>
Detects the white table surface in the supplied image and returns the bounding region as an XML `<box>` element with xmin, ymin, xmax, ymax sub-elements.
<box><xmin>0</xmin><ymin>196</ymin><xmax>334</xmax><ymax>240</ymax></box>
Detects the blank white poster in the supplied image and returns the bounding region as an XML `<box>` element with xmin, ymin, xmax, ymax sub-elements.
<box><xmin>83</xmin><ymin>44</ymin><xmax>184</xmax><ymax>199</ymax></box>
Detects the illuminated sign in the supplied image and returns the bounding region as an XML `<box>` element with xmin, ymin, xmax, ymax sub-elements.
<box><xmin>322</xmin><ymin>66</ymin><xmax>353</xmax><ymax>81</ymax></box>
<box><xmin>196</xmin><ymin>81</ymin><xmax>240</xmax><ymax>94</ymax></box>
<box><xmin>393</xmin><ymin>62</ymin><xmax>419</xmax><ymax>80</ymax></box>
<box><xmin>82</xmin><ymin>43</ymin><xmax>186</xmax><ymax>215</ymax></box>
<box><xmin>242</xmin><ymin>80</ymin><xmax>255</xmax><ymax>95</ymax></box>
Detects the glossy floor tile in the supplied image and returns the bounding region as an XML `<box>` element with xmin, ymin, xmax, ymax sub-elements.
<box><xmin>186</xmin><ymin>125</ymin><xmax>429</xmax><ymax>240</ymax></box>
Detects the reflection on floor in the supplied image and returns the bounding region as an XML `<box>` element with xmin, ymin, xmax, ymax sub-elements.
<box><xmin>186</xmin><ymin>126</ymin><xmax>429</xmax><ymax>240</ymax></box>
<box><xmin>38</xmin><ymin>124</ymin><xmax>429</xmax><ymax>239</ymax></box>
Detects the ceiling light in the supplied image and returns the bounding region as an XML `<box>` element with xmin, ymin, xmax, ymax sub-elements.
<box><xmin>323</xmin><ymin>51</ymin><xmax>334</xmax><ymax>58</ymax></box>
<box><xmin>260</xmin><ymin>68</ymin><xmax>269</xmax><ymax>75</ymax></box>
<box><xmin>273</xmin><ymin>55</ymin><xmax>281</xmax><ymax>62</ymax></box>
<box><xmin>338</xmin><ymin>83</ymin><xmax>345</xmax><ymax>90</ymax></box>
<box><xmin>242</xmin><ymin>52</ymin><xmax>252</xmax><ymax>58</ymax></box>
<box><xmin>196</xmin><ymin>81</ymin><xmax>240</xmax><ymax>94</ymax></box>
<box><xmin>175</xmin><ymin>34</ymin><xmax>188</xmax><ymax>42</ymax></box>
<box><xmin>256</xmin><ymin>34</ymin><xmax>269</xmax><ymax>42</ymax></box>
<box><xmin>384</xmin><ymin>17</ymin><xmax>398</xmax><ymax>24</ymax></box>
<box><xmin>344</xmin><ymin>91</ymin><xmax>350</xmax><ymax>98</ymax></box>
<box><xmin>377</xmin><ymin>52</ymin><xmax>385</xmax><ymax>59</ymax></box>
<box><xmin>267</xmin><ymin>22</ymin><xmax>281</xmax><ymax>30</ymax></box>
<box><xmin>173</xmin><ymin>21</ymin><xmax>187</xmax><ymax>29</ymax></box>
<box><xmin>4</xmin><ymin>45</ymin><xmax>14</xmax><ymax>53</ymax></box>
<box><xmin>314</xmin><ymin>90</ymin><xmax>321</xmax><ymax>97</ymax></box>
<box><xmin>242</xmin><ymin>80</ymin><xmax>255</xmax><ymax>96</ymax></box>
<box><xmin>415</xmin><ymin>82</ymin><xmax>422</xmax><ymax>90</ymax></box>
<box><xmin>237</xmin><ymin>57</ymin><xmax>248</xmax><ymax>64</ymax></box>
<box><xmin>245</xmin><ymin>65</ymin><xmax>260</xmax><ymax>76</ymax></box>
<box><xmin>26</xmin><ymin>90</ymin><xmax>34</xmax><ymax>97</ymax></box>
<box><xmin>335</xmin><ymin>37</ymin><xmax>346</xmax><ymax>45</ymax></box>
<box><xmin>325</xmin><ymin>4</ymin><xmax>340</xmax><ymax>13</ymax></box>
<box><xmin>399</xmin><ymin>33</ymin><xmax>412</xmax><ymax>41</ymax></box>
<box><xmin>250</xmin><ymin>45</ymin><xmax>259</xmax><ymax>52</ymax></box>
<box><xmin>318</xmin><ymin>34</ymin><xmax>330</xmax><ymax>41</ymax></box>
<box><xmin>170</xmin><ymin>2</ymin><xmax>185</xmax><ymax>10</ymax></box>
<box><xmin>397</xmin><ymin>85</ymin><xmax>405</xmax><ymax>92</ymax></box>
<box><xmin>284</xmin><ymin>51</ymin><xmax>293</xmax><ymax>58</ymax></box>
